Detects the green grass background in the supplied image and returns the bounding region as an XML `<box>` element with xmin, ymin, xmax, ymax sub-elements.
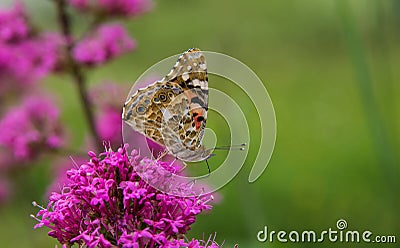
<box><xmin>0</xmin><ymin>0</ymin><xmax>399</xmax><ymax>247</ymax></box>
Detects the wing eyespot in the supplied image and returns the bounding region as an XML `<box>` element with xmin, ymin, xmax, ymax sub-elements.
<box><xmin>136</xmin><ymin>105</ymin><xmax>147</xmax><ymax>114</ymax></box>
<box><xmin>159</xmin><ymin>93</ymin><xmax>167</xmax><ymax>102</ymax></box>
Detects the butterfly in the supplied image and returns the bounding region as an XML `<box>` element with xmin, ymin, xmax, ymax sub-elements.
<box><xmin>123</xmin><ymin>48</ymin><xmax>214</xmax><ymax>169</ymax></box>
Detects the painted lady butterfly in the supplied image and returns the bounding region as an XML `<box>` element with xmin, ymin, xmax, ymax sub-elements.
<box><xmin>123</xmin><ymin>48</ymin><xmax>213</xmax><ymax>166</ymax></box>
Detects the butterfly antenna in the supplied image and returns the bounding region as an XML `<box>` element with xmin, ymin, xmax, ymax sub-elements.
<box><xmin>213</xmin><ymin>143</ymin><xmax>247</xmax><ymax>151</ymax></box>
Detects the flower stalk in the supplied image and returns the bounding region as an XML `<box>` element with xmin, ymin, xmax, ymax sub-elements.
<box><xmin>54</xmin><ymin>0</ymin><xmax>103</xmax><ymax>151</ymax></box>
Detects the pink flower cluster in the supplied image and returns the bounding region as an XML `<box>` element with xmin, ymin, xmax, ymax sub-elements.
<box><xmin>0</xmin><ymin>2</ymin><xmax>28</xmax><ymax>42</ymax></box>
<box><xmin>33</xmin><ymin>146</ymin><xmax>221</xmax><ymax>247</ymax></box>
<box><xmin>0</xmin><ymin>1</ymin><xmax>138</xmax><ymax>168</ymax></box>
<box><xmin>73</xmin><ymin>23</ymin><xmax>135</xmax><ymax>66</ymax></box>
<box><xmin>0</xmin><ymin>2</ymin><xmax>66</xmax><ymax>176</ymax></box>
<box><xmin>0</xmin><ymin>96</ymin><xmax>64</xmax><ymax>162</ymax></box>
<box><xmin>0</xmin><ymin>3</ymin><xmax>63</xmax><ymax>95</ymax></box>
<box><xmin>68</xmin><ymin>0</ymin><xmax>153</xmax><ymax>17</ymax></box>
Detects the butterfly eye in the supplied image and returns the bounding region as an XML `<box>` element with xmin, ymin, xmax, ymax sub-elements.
<box><xmin>144</xmin><ymin>99</ymin><xmax>151</xmax><ymax>105</ymax></box>
<box><xmin>153</xmin><ymin>97</ymin><xmax>160</xmax><ymax>103</ymax></box>
<box><xmin>136</xmin><ymin>105</ymin><xmax>147</xmax><ymax>114</ymax></box>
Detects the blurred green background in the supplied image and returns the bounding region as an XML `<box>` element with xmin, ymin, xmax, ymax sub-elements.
<box><xmin>0</xmin><ymin>0</ymin><xmax>399</xmax><ymax>247</ymax></box>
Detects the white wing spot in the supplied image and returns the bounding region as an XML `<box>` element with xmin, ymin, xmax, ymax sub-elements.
<box><xmin>193</xmin><ymin>79</ymin><xmax>200</xmax><ymax>86</ymax></box>
<box><xmin>182</xmin><ymin>72</ymin><xmax>189</xmax><ymax>81</ymax></box>
<box><xmin>200</xmin><ymin>63</ymin><xmax>206</xmax><ymax>70</ymax></box>
<box><xmin>161</xmin><ymin>108</ymin><xmax>172</xmax><ymax>120</ymax></box>
<box><xmin>188</xmin><ymin>52</ymin><xmax>201</xmax><ymax>60</ymax></box>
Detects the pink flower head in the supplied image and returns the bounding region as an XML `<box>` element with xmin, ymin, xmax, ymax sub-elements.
<box><xmin>67</xmin><ymin>0</ymin><xmax>88</xmax><ymax>10</ymax></box>
<box><xmin>0</xmin><ymin>32</ymin><xmax>64</xmax><ymax>95</ymax></box>
<box><xmin>68</xmin><ymin>0</ymin><xmax>153</xmax><ymax>17</ymax></box>
<box><xmin>0</xmin><ymin>2</ymin><xmax>29</xmax><ymax>43</ymax></box>
<box><xmin>0</xmin><ymin>95</ymin><xmax>64</xmax><ymax>161</ymax></box>
<box><xmin>33</xmin><ymin>145</ymin><xmax>219</xmax><ymax>247</ymax></box>
<box><xmin>98</xmin><ymin>0</ymin><xmax>153</xmax><ymax>17</ymax></box>
<box><xmin>72</xmin><ymin>23</ymin><xmax>135</xmax><ymax>66</ymax></box>
<box><xmin>17</xmin><ymin>33</ymin><xmax>64</xmax><ymax>79</ymax></box>
<box><xmin>96</xmin><ymin>107</ymin><xmax>122</xmax><ymax>146</ymax></box>
<box><xmin>89</xmin><ymin>82</ymin><xmax>130</xmax><ymax>147</ymax></box>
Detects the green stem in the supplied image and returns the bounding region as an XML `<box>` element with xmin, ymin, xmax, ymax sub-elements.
<box><xmin>54</xmin><ymin>0</ymin><xmax>103</xmax><ymax>152</ymax></box>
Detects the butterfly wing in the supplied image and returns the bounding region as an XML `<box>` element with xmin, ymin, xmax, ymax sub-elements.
<box><xmin>164</xmin><ymin>48</ymin><xmax>208</xmax><ymax>110</ymax></box>
<box><xmin>122</xmin><ymin>80</ymin><xmax>184</xmax><ymax>146</ymax></box>
<box><xmin>164</xmin><ymin>48</ymin><xmax>209</xmax><ymax>149</ymax></box>
<box><xmin>123</xmin><ymin>48</ymin><xmax>211</xmax><ymax>162</ymax></box>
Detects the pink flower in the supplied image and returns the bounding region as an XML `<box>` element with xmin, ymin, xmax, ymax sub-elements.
<box><xmin>68</xmin><ymin>0</ymin><xmax>153</xmax><ymax>17</ymax></box>
<box><xmin>98</xmin><ymin>0</ymin><xmax>153</xmax><ymax>17</ymax></box>
<box><xmin>33</xmin><ymin>145</ymin><xmax>220</xmax><ymax>247</ymax></box>
<box><xmin>67</xmin><ymin>0</ymin><xmax>88</xmax><ymax>10</ymax></box>
<box><xmin>17</xmin><ymin>33</ymin><xmax>64</xmax><ymax>79</ymax></box>
<box><xmin>0</xmin><ymin>32</ymin><xmax>65</xmax><ymax>95</ymax></box>
<box><xmin>89</xmin><ymin>82</ymin><xmax>129</xmax><ymax>147</ymax></box>
<box><xmin>0</xmin><ymin>95</ymin><xmax>64</xmax><ymax>161</ymax></box>
<box><xmin>72</xmin><ymin>23</ymin><xmax>135</xmax><ymax>66</ymax></box>
<box><xmin>96</xmin><ymin>107</ymin><xmax>122</xmax><ymax>145</ymax></box>
<box><xmin>0</xmin><ymin>2</ymin><xmax>29</xmax><ymax>43</ymax></box>
<box><xmin>0</xmin><ymin>2</ymin><xmax>64</xmax><ymax>96</ymax></box>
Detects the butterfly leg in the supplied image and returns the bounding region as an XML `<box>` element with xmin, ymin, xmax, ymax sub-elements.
<box><xmin>178</xmin><ymin>161</ymin><xmax>188</xmax><ymax>174</ymax></box>
<box><xmin>190</xmin><ymin>160</ymin><xmax>211</xmax><ymax>179</ymax></box>
<box><xmin>178</xmin><ymin>160</ymin><xmax>210</xmax><ymax>178</ymax></box>
<box><xmin>205</xmin><ymin>159</ymin><xmax>211</xmax><ymax>176</ymax></box>
<box><xmin>157</xmin><ymin>149</ymin><xmax>169</xmax><ymax>160</ymax></box>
